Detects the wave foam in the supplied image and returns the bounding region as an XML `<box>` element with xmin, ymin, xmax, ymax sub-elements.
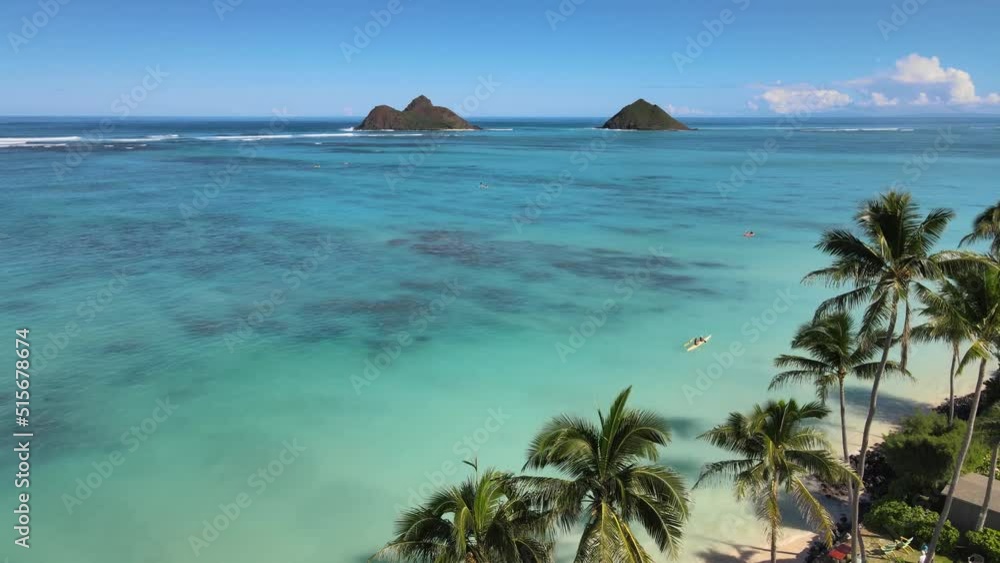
<box><xmin>108</xmin><ymin>134</ymin><xmax>180</xmax><ymax>143</ymax></box>
<box><xmin>797</xmin><ymin>127</ymin><xmax>915</xmax><ymax>132</ymax></box>
<box><xmin>198</xmin><ymin>133</ymin><xmax>360</xmax><ymax>141</ymax></box>
<box><xmin>297</xmin><ymin>133</ymin><xmax>356</xmax><ymax>138</ymax></box>
<box><xmin>0</xmin><ymin>136</ymin><xmax>82</xmax><ymax>147</ymax></box>
<box><xmin>196</xmin><ymin>134</ymin><xmax>297</xmax><ymax>141</ymax></box>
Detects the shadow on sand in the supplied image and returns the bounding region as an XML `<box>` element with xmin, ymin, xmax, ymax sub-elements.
<box><xmin>844</xmin><ymin>387</ymin><xmax>932</xmax><ymax>424</ymax></box>
<box><xmin>691</xmin><ymin>539</ymin><xmax>811</xmax><ymax>563</ymax></box>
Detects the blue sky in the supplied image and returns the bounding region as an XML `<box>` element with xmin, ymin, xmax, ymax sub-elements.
<box><xmin>1</xmin><ymin>0</ymin><xmax>997</xmax><ymax>116</ymax></box>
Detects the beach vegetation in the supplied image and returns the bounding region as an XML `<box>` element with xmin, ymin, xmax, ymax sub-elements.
<box><xmin>974</xmin><ymin>405</ymin><xmax>1000</xmax><ymax>530</ymax></box>
<box><xmin>370</xmin><ymin>468</ymin><xmax>554</xmax><ymax>563</ymax></box>
<box><xmin>926</xmin><ymin>265</ymin><xmax>1000</xmax><ymax>558</ymax></box>
<box><xmin>960</xmin><ymin>200</ymin><xmax>1000</xmax><ymax>259</ymax></box>
<box><xmin>966</xmin><ymin>528</ymin><xmax>1000</xmax><ymax>562</ymax></box>
<box><xmin>866</xmin><ymin>500</ymin><xmax>959</xmax><ymax>554</ymax></box>
<box><xmin>914</xmin><ymin>276</ymin><xmax>973</xmax><ymax>426</ymax></box>
<box><xmin>696</xmin><ymin>399</ymin><xmax>857</xmax><ymax>563</ymax></box>
<box><xmin>804</xmin><ymin>190</ymin><xmax>955</xmax><ymax>560</ymax></box>
<box><xmin>518</xmin><ymin>386</ymin><xmax>691</xmax><ymax>563</ymax></box>
<box><xmin>880</xmin><ymin>412</ymin><xmax>986</xmax><ymax>501</ymax></box>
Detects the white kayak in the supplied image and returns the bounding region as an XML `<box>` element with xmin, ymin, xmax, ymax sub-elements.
<box><xmin>685</xmin><ymin>335</ymin><xmax>712</xmax><ymax>352</ymax></box>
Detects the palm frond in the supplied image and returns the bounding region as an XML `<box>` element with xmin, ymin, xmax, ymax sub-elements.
<box><xmin>521</xmin><ymin>388</ymin><xmax>691</xmax><ymax>562</ymax></box>
<box><xmin>789</xmin><ymin>477</ymin><xmax>835</xmax><ymax>545</ymax></box>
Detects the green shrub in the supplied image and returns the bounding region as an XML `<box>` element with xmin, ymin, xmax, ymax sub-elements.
<box><xmin>864</xmin><ymin>500</ymin><xmax>959</xmax><ymax>554</ymax></box>
<box><xmin>968</xmin><ymin>528</ymin><xmax>1000</xmax><ymax>563</ymax></box>
<box><xmin>911</xmin><ymin>518</ymin><xmax>958</xmax><ymax>554</ymax></box>
<box><xmin>882</xmin><ymin>412</ymin><xmax>988</xmax><ymax>500</ymax></box>
<box><xmin>866</xmin><ymin>500</ymin><xmax>913</xmax><ymax>535</ymax></box>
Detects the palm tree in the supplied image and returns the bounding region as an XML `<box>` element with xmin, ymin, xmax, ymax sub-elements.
<box><xmin>769</xmin><ymin>311</ymin><xmax>904</xmax><ymax>554</ymax></box>
<box><xmin>371</xmin><ymin>468</ymin><xmax>553</xmax><ymax>563</ymax></box>
<box><xmin>519</xmin><ymin>387</ymin><xmax>690</xmax><ymax>563</ymax></box>
<box><xmin>696</xmin><ymin>399</ymin><xmax>858</xmax><ymax>563</ymax></box>
<box><xmin>960</xmin><ymin>200</ymin><xmax>1000</xmax><ymax>258</ymax></box>
<box><xmin>804</xmin><ymin>190</ymin><xmax>953</xmax><ymax>561</ymax></box>
<box><xmin>975</xmin><ymin>403</ymin><xmax>1000</xmax><ymax>531</ymax></box>
<box><xmin>926</xmin><ymin>267</ymin><xmax>1000</xmax><ymax>561</ymax></box>
<box><xmin>913</xmin><ymin>278</ymin><xmax>971</xmax><ymax>426</ymax></box>
<box><xmin>769</xmin><ymin>311</ymin><xmax>903</xmax><ymax>464</ymax></box>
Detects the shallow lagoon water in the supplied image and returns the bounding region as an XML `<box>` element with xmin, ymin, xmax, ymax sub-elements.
<box><xmin>0</xmin><ymin>116</ymin><xmax>997</xmax><ymax>562</ymax></box>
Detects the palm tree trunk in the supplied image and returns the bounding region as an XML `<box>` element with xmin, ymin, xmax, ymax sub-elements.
<box><xmin>948</xmin><ymin>343</ymin><xmax>958</xmax><ymax>427</ymax></box>
<box><xmin>849</xmin><ymin>303</ymin><xmax>899</xmax><ymax>563</ymax></box>
<box><xmin>838</xmin><ymin>378</ymin><xmax>858</xmax><ymax>557</ymax></box>
<box><xmin>976</xmin><ymin>442</ymin><xmax>999</xmax><ymax>531</ymax></box>
<box><xmin>927</xmin><ymin>358</ymin><xmax>988</xmax><ymax>562</ymax></box>
<box><xmin>838</xmin><ymin>379</ymin><xmax>850</xmax><ymax>463</ymax></box>
<box><xmin>837</xmin><ymin>381</ymin><xmax>854</xmax><ymax>509</ymax></box>
<box><xmin>771</xmin><ymin>478</ymin><xmax>779</xmax><ymax>563</ymax></box>
<box><xmin>900</xmin><ymin>300</ymin><xmax>911</xmax><ymax>372</ymax></box>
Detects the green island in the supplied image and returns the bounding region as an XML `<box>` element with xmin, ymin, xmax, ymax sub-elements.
<box><xmin>600</xmin><ymin>99</ymin><xmax>692</xmax><ymax>131</ymax></box>
<box><xmin>356</xmin><ymin>95</ymin><xmax>481</xmax><ymax>131</ymax></box>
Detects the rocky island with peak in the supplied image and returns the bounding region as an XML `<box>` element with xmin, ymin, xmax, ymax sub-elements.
<box><xmin>601</xmin><ymin>99</ymin><xmax>691</xmax><ymax>131</ymax></box>
<box><xmin>356</xmin><ymin>95</ymin><xmax>480</xmax><ymax>131</ymax></box>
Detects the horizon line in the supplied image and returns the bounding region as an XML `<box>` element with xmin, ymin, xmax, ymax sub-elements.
<box><xmin>3</xmin><ymin>113</ymin><xmax>1000</xmax><ymax>120</ymax></box>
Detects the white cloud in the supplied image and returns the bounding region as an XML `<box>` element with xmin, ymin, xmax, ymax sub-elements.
<box><xmin>891</xmin><ymin>53</ymin><xmax>998</xmax><ymax>105</ymax></box>
<box><xmin>872</xmin><ymin>92</ymin><xmax>899</xmax><ymax>106</ymax></box>
<box><xmin>858</xmin><ymin>92</ymin><xmax>899</xmax><ymax>107</ymax></box>
<box><xmin>748</xmin><ymin>54</ymin><xmax>999</xmax><ymax>113</ymax></box>
<box><xmin>664</xmin><ymin>104</ymin><xmax>711</xmax><ymax>116</ymax></box>
<box><xmin>756</xmin><ymin>86</ymin><xmax>852</xmax><ymax>114</ymax></box>
<box><xmin>745</xmin><ymin>100</ymin><xmax>760</xmax><ymax>111</ymax></box>
<box><xmin>910</xmin><ymin>92</ymin><xmax>933</xmax><ymax>106</ymax></box>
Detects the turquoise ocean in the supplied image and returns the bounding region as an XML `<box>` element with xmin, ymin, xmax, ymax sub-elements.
<box><xmin>0</xmin><ymin>115</ymin><xmax>997</xmax><ymax>562</ymax></box>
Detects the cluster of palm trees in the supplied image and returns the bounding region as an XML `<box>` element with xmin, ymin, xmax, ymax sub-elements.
<box><xmin>776</xmin><ymin>193</ymin><xmax>999</xmax><ymax>562</ymax></box>
<box><xmin>696</xmin><ymin>399</ymin><xmax>858</xmax><ymax>562</ymax></box>
<box><xmin>371</xmin><ymin>387</ymin><xmax>851</xmax><ymax>563</ymax></box>
<box><xmin>371</xmin><ymin>387</ymin><xmax>691</xmax><ymax>563</ymax></box>
<box><xmin>370</xmin><ymin>193</ymin><xmax>1000</xmax><ymax>563</ymax></box>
